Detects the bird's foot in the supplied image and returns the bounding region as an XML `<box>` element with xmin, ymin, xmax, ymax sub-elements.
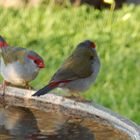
<box><xmin>25</xmin><ymin>84</ymin><xmax>34</xmax><ymax>90</ymax></box>
<box><xmin>9</xmin><ymin>83</ymin><xmax>34</xmax><ymax>90</ymax></box>
<box><xmin>0</xmin><ymin>81</ymin><xmax>9</xmax><ymax>90</ymax></box>
<box><xmin>0</xmin><ymin>80</ymin><xmax>9</xmax><ymax>98</ymax></box>
<box><xmin>65</xmin><ymin>94</ymin><xmax>91</xmax><ymax>104</ymax></box>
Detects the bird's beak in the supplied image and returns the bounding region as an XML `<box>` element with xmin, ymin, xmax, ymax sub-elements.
<box><xmin>90</xmin><ymin>43</ymin><xmax>96</xmax><ymax>49</ymax></box>
<box><xmin>38</xmin><ymin>62</ymin><xmax>45</xmax><ymax>68</ymax></box>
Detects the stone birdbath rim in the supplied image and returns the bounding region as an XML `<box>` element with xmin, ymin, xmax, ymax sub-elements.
<box><xmin>1</xmin><ymin>86</ymin><xmax>140</xmax><ymax>140</ymax></box>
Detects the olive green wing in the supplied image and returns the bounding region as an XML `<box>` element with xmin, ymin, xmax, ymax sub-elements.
<box><xmin>1</xmin><ymin>47</ymin><xmax>27</xmax><ymax>65</ymax></box>
<box><xmin>51</xmin><ymin>55</ymin><xmax>93</xmax><ymax>82</ymax></box>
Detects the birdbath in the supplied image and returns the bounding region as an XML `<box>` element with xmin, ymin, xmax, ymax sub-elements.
<box><xmin>0</xmin><ymin>86</ymin><xmax>139</xmax><ymax>140</ymax></box>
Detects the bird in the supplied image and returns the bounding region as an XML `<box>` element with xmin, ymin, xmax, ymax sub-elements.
<box><xmin>32</xmin><ymin>40</ymin><xmax>100</xmax><ymax>97</ymax></box>
<box><xmin>0</xmin><ymin>35</ymin><xmax>45</xmax><ymax>95</ymax></box>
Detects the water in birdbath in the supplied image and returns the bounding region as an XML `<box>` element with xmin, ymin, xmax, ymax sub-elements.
<box><xmin>0</xmin><ymin>105</ymin><xmax>132</xmax><ymax>140</ymax></box>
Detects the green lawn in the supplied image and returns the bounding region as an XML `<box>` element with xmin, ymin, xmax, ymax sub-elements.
<box><xmin>0</xmin><ymin>3</ymin><xmax>140</xmax><ymax>124</ymax></box>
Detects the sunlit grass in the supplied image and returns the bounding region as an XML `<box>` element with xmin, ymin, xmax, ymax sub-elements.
<box><xmin>0</xmin><ymin>4</ymin><xmax>140</xmax><ymax>124</ymax></box>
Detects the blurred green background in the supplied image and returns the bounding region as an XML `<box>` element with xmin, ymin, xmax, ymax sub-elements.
<box><xmin>0</xmin><ymin>1</ymin><xmax>140</xmax><ymax>124</ymax></box>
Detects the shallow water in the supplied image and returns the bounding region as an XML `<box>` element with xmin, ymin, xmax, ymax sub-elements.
<box><xmin>0</xmin><ymin>105</ymin><xmax>132</xmax><ymax>140</ymax></box>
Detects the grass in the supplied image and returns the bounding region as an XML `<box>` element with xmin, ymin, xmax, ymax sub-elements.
<box><xmin>0</xmin><ymin>3</ymin><xmax>140</xmax><ymax>124</ymax></box>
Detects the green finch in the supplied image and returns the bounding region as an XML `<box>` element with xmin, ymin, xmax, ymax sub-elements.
<box><xmin>33</xmin><ymin>40</ymin><xmax>100</xmax><ymax>97</ymax></box>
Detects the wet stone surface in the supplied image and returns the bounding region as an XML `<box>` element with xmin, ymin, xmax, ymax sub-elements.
<box><xmin>0</xmin><ymin>105</ymin><xmax>132</xmax><ymax>140</ymax></box>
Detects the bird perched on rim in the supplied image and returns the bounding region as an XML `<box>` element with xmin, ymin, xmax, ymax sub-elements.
<box><xmin>32</xmin><ymin>40</ymin><xmax>100</xmax><ymax>97</ymax></box>
<box><xmin>0</xmin><ymin>35</ymin><xmax>45</xmax><ymax>95</ymax></box>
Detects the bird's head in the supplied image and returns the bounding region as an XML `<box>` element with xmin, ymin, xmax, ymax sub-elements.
<box><xmin>74</xmin><ymin>40</ymin><xmax>98</xmax><ymax>60</ymax></box>
<box><xmin>27</xmin><ymin>51</ymin><xmax>45</xmax><ymax>69</ymax></box>
<box><xmin>77</xmin><ymin>40</ymin><xmax>96</xmax><ymax>50</ymax></box>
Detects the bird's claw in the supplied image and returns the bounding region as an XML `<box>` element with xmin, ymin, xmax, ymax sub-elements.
<box><xmin>8</xmin><ymin>84</ymin><xmax>34</xmax><ymax>90</ymax></box>
<box><xmin>65</xmin><ymin>95</ymin><xmax>91</xmax><ymax>104</ymax></box>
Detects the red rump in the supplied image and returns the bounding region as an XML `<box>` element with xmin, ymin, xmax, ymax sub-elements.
<box><xmin>49</xmin><ymin>80</ymin><xmax>72</xmax><ymax>88</ymax></box>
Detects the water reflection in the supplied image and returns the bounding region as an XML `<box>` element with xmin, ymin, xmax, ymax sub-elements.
<box><xmin>28</xmin><ymin>122</ymin><xmax>95</xmax><ymax>140</ymax></box>
<box><xmin>0</xmin><ymin>106</ymin><xmax>94</xmax><ymax>140</ymax></box>
<box><xmin>29</xmin><ymin>108</ymin><xmax>95</xmax><ymax>140</ymax></box>
<box><xmin>0</xmin><ymin>105</ymin><xmax>132</xmax><ymax>140</ymax></box>
<box><xmin>52</xmin><ymin>122</ymin><xmax>95</xmax><ymax>140</ymax></box>
<box><xmin>0</xmin><ymin>106</ymin><xmax>39</xmax><ymax>139</ymax></box>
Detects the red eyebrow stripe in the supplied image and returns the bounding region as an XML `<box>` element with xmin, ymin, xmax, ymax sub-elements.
<box><xmin>27</xmin><ymin>55</ymin><xmax>36</xmax><ymax>60</ymax></box>
<box><xmin>28</xmin><ymin>54</ymin><xmax>45</xmax><ymax>68</ymax></box>
<box><xmin>90</xmin><ymin>43</ymin><xmax>96</xmax><ymax>48</ymax></box>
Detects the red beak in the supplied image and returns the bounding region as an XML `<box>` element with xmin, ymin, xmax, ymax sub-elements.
<box><xmin>38</xmin><ymin>62</ymin><xmax>45</xmax><ymax>68</ymax></box>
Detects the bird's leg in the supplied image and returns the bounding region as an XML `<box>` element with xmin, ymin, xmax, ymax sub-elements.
<box><xmin>6</xmin><ymin>82</ymin><xmax>34</xmax><ymax>90</ymax></box>
<box><xmin>0</xmin><ymin>81</ymin><xmax>9</xmax><ymax>106</ymax></box>
<box><xmin>64</xmin><ymin>92</ymin><xmax>81</xmax><ymax>105</ymax></box>
<box><xmin>25</xmin><ymin>82</ymin><xmax>34</xmax><ymax>90</ymax></box>
<box><xmin>65</xmin><ymin>92</ymin><xmax>77</xmax><ymax>99</ymax></box>
<box><xmin>65</xmin><ymin>92</ymin><xmax>81</xmax><ymax>99</ymax></box>
<box><xmin>0</xmin><ymin>81</ymin><xmax>9</xmax><ymax>96</ymax></box>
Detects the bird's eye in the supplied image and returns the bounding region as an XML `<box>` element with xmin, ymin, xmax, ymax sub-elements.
<box><xmin>34</xmin><ymin>60</ymin><xmax>37</xmax><ymax>64</ymax></box>
<box><xmin>90</xmin><ymin>56</ymin><xmax>93</xmax><ymax>60</ymax></box>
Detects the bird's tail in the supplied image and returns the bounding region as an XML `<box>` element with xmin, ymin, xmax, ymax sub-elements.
<box><xmin>32</xmin><ymin>80</ymin><xmax>72</xmax><ymax>97</ymax></box>
<box><xmin>32</xmin><ymin>83</ymin><xmax>57</xmax><ymax>97</ymax></box>
<box><xmin>0</xmin><ymin>35</ymin><xmax>8</xmax><ymax>48</ymax></box>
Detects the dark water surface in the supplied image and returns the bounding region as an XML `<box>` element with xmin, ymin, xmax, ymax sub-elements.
<box><xmin>0</xmin><ymin>105</ymin><xmax>132</xmax><ymax>140</ymax></box>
